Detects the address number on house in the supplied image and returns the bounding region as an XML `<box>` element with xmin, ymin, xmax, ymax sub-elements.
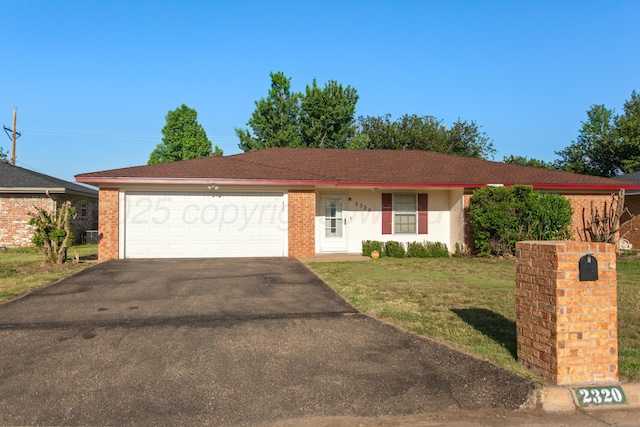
<box><xmin>573</xmin><ymin>386</ymin><xmax>626</xmax><ymax>407</ymax></box>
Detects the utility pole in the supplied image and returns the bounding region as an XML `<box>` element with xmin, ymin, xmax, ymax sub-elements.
<box><xmin>3</xmin><ymin>108</ymin><xmax>21</xmax><ymax>165</ymax></box>
<box><xmin>11</xmin><ymin>109</ymin><xmax>17</xmax><ymax>165</ymax></box>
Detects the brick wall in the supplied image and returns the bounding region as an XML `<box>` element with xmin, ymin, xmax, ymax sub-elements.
<box><xmin>620</xmin><ymin>194</ymin><xmax>640</xmax><ymax>249</ymax></box>
<box><xmin>515</xmin><ymin>241</ymin><xmax>618</xmax><ymax>385</ymax></box>
<box><xmin>0</xmin><ymin>195</ymin><xmax>55</xmax><ymax>247</ymax></box>
<box><xmin>563</xmin><ymin>194</ymin><xmax>613</xmax><ymax>241</ymax></box>
<box><xmin>288</xmin><ymin>190</ymin><xmax>315</xmax><ymax>258</ymax></box>
<box><xmin>0</xmin><ymin>194</ymin><xmax>97</xmax><ymax>248</ymax></box>
<box><xmin>98</xmin><ymin>189</ymin><xmax>119</xmax><ymax>260</ymax></box>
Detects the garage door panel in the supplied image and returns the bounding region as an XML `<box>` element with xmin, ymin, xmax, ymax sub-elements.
<box><xmin>243</xmin><ymin>225</ymin><xmax>266</xmax><ymax>237</ymax></box>
<box><xmin>127</xmin><ymin>226</ymin><xmax>147</xmax><ymax>239</ymax></box>
<box><xmin>187</xmin><ymin>226</ymin><xmax>206</xmax><ymax>237</ymax></box>
<box><xmin>148</xmin><ymin>226</ymin><xmax>166</xmax><ymax>238</ymax></box>
<box><xmin>166</xmin><ymin>243</ymin><xmax>187</xmax><ymax>255</ymax></box>
<box><xmin>206</xmin><ymin>243</ymin><xmax>225</xmax><ymax>254</ymax></box>
<box><xmin>168</xmin><ymin>226</ymin><xmax>185</xmax><ymax>237</ymax></box>
<box><xmin>149</xmin><ymin>243</ymin><xmax>171</xmax><ymax>255</ymax></box>
<box><xmin>226</xmin><ymin>243</ymin><xmax>244</xmax><ymax>254</ymax></box>
<box><xmin>186</xmin><ymin>243</ymin><xmax>205</xmax><ymax>254</ymax></box>
<box><xmin>125</xmin><ymin>192</ymin><xmax>286</xmax><ymax>258</ymax></box>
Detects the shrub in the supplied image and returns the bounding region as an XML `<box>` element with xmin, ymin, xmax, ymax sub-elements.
<box><xmin>453</xmin><ymin>242</ymin><xmax>468</xmax><ymax>257</ymax></box>
<box><xmin>468</xmin><ymin>185</ymin><xmax>572</xmax><ymax>256</ymax></box>
<box><xmin>29</xmin><ymin>201</ymin><xmax>76</xmax><ymax>264</ymax></box>
<box><xmin>384</xmin><ymin>241</ymin><xmax>406</xmax><ymax>258</ymax></box>
<box><xmin>424</xmin><ymin>241</ymin><xmax>450</xmax><ymax>258</ymax></box>
<box><xmin>362</xmin><ymin>240</ymin><xmax>385</xmax><ymax>257</ymax></box>
<box><xmin>406</xmin><ymin>241</ymin><xmax>428</xmax><ymax>258</ymax></box>
<box><xmin>406</xmin><ymin>241</ymin><xmax>450</xmax><ymax>258</ymax></box>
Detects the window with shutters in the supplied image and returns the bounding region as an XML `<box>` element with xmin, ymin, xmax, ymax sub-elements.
<box><xmin>382</xmin><ymin>193</ymin><xmax>428</xmax><ymax>235</ymax></box>
<box><xmin>394</xmin><ymin>194</ymin><xmax>416</xmax><ymax>233</ymax></box>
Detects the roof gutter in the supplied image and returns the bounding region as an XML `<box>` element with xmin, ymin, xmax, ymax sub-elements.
<box><xmin>0</xmin><ymin>187</ymin><xmax>97</xmax><ymax>196</ymax></box>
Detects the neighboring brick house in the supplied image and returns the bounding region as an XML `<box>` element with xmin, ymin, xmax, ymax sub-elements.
<box><xmin>0</xmin><ymin>162</ymin><xmax>98</xmax><ymax>247</ymax></box>
<box><xmin>617</xmin><ymin>171</ymin><xmax>640</xmax><ymax>249</ymax></box>
<box><xmin>75</xmin><ymin>148</ymin><xmax>640</xmax><ymax>261</ymax></box>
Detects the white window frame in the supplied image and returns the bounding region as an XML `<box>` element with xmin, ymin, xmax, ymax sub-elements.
<box><xmin>394</xmin><ymin>194</ymin><xmax>417</xmax><ymax>234</ymax></box>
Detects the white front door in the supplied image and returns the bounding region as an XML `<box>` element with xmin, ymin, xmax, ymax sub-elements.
<box><xmin>320</xmin><ymin>196</ymin><xmax>347</xmax><ymax>252</ymax></box>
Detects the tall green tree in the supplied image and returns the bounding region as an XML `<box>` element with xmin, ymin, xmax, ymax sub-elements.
<box><xmin>554</xmin><ymin>104</ymin><xmax>618</xmax><ymax>177</ymax></box>
<box><xmin>300</xmin><ymin>79</ymin><xmax>359</xmax><ymax>148</ymax></box>
<box><xmin>235</xmin><ymin>72</ymin><xmax>302</xmax><ymax>151</ymax></box>
<box><xmin>0</xmin><ymin>146</ymin><xmax>8</xmax><ymax>163</ymax></box>
<box><xmin>616</xmin><ymin>90</ymin><xmax>640</xmax><ymax>173</ymax></box>
<box><xmin>553</xmin><ymin>90</ymin><xmax>640</xmax><ymax>176</ymax></box>
<box><xmin>503</xmin><ymin>155</ymin><xmax>554</xmax><ymax>169</ymax></box>
<box><xmin>355</xmin><ymin>114</ymin><xmax>495</xmax><ymax>159</ymax></box>
<box><xmin>445</xmin><ymin>119</ymin><xmax>495</xmax><ymax>159</ymax></box>
<box><xmin>148</xmin><ymin>104</ymin><xmax>220</xmax><ymax>165</ymax></box>
<box><xmin>354</xmin><ymin>114</ymin><xmax>399</xmax><ymax>149</ymax></box>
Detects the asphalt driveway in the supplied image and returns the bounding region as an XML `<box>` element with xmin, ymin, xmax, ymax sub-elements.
<box><xmin>0</xmin><ymin>258</ymin><xmax>534</xmax><ymax>426</ymax></box>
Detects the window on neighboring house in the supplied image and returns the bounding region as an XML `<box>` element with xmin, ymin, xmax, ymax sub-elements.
<box><xmin>80</xmin><ymin>200</ymin><xmax>87</xmax><ymax>217</ymax></box>
<box><xmin>382</xmin><ymin>193</ymin><xmax>428</xmax><ymax>235</ymax></box>
<box><xmin>394</xmin><ymin>194</ymin><xmax>417</xmax><ymax>233</ymax></box>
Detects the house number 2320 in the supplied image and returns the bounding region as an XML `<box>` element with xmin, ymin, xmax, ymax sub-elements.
<box><xmin>574</xmin><ymin>386</ymin><xmax>626</xmax><ymax>406</ymax></box>
<box><xmin>352</xmin><ymin>201</ymin><xmax>371</xmax><ymax>212</ymax></box>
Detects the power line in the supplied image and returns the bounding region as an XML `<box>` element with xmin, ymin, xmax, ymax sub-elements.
<box><xmin>19</xmin><ymin>126</ymin><xmax>238</xmax><ymax>144</ymax></box>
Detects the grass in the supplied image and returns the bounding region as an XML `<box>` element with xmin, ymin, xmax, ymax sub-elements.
<box><xmin>0</xmin><ymin>245</ymin><xmax>99</xmax><ymax>303</ymax></box>
<box><xmin>309</xmin><ymin>256</ymin><xmax>640</xmax><ymax>383</ymax></box>
<box><xmin>617</xmin><ymin>259</ymin><xmax>640</xmax><ymax>381</ymax></box>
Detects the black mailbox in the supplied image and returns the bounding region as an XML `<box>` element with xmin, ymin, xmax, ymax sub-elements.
<box><xmin>579</xmin><ymin>254</ymin><xmax>598</xmax><ymax>281</ymax></box>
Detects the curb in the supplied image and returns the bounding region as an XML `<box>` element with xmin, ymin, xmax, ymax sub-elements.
<box><xmin>537</xmin><ymin>383</ymin><xmax>640</xmax><ymax>412</ymax></box>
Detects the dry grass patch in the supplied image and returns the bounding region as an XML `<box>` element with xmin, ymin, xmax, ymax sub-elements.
<box><xmin>0</xmin><ymin>245</ymin><xmax>98</xmax><ymax>303</ymax></box>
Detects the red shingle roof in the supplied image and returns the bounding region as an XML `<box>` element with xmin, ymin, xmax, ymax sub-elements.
<box><xmin>75</xmin><ymin>148</ymin><xmax>640</xmax><ymax>190</ymax></box>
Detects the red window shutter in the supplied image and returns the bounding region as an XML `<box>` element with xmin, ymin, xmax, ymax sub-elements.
<box><xmin>382</xmin><ymin>193</ymin><xmax>392</xmax><ymax>235</ymax></box>
<box><xmin>418</xmin><ymin>194</ymin><xmax>428</xmax><ymax>234</ymax></box>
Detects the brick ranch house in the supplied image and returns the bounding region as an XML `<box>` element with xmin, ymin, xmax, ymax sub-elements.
<box><xmin>0</xmin><ymin>162</ymin><xmax>98</xmax><ymax>247</ymax></box>
<box><xmin>75</xmin><ymin>148</ymin><xmax>640</xmax><ymax>261</ymax></box>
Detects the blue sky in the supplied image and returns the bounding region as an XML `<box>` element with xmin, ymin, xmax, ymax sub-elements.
<box><xmin>2</xmin><ymin>0</ymin><xmax>639</xmax><ymax>183</ymax></box>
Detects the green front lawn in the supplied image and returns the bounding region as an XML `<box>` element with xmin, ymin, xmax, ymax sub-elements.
<box><xmin>0</xmin><ymin>245</ymin><xmax>98</xmax><ymax>302</ymax></box>
<box><xmin>309</xmin><ymin>256</ymin><xmax>640</xmax><ymax>382</ymax></box>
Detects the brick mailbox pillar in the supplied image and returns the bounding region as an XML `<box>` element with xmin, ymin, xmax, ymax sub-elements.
<box><xmin>515</xmin><ymin>241</ymin><xmax>618</xmax><ymax>385</ymax></box>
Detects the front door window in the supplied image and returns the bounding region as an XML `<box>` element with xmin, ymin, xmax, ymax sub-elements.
<box><xmin>324</xmin><ymin>198</ymin><xmax>343</xmax><ymax>238</ymax></box>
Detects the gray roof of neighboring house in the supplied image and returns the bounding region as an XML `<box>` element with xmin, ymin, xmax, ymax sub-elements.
<box><xmin>619</xmin><ymin>171</ymin><xmax>640</xmax><ymax>183</ymax></box>
<box><xmin>0</xmin><ymin>162</ymin><xmax>98</xmax><ymax>197</ymax></box>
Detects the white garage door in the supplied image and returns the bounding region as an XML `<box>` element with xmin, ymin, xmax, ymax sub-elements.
<box><xmin>124</xmin><ymin>192</ymin><xmax>286</xmax><ymax>258</ymax></box>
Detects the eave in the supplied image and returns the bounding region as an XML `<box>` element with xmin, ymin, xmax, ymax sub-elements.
<box><xmin>0</xmin><ymin>187</ymin><xmax>98</xmax><ymax>197</ymax></box>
